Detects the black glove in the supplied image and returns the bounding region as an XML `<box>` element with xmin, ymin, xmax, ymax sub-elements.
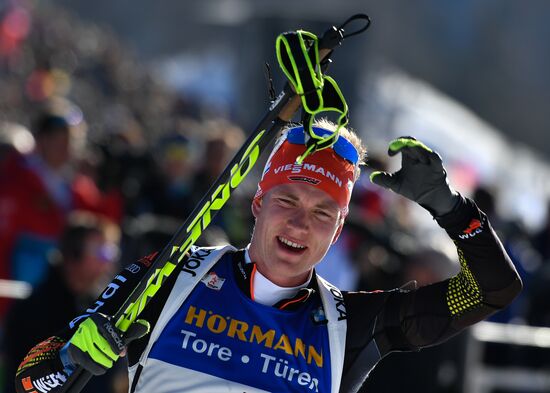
<box><xmin>67</xmin><ymin>313</ymin><xmax>150</xmax><ymax>375</ymax></box>
<box><xmin>370</xmin><ymin>136</ymin><xmax>460</xmax><ymax>217</ymax></box>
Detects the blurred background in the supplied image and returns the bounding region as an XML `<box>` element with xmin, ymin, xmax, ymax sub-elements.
<box><xmin>1</xmin><ymin>0</ymin><xmax>550</xmax><ymax>392</ymax></box>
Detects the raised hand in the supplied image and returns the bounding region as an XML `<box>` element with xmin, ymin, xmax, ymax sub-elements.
<box><xmin>370</xmin><ymin>136</ymin><xmax>460</xmax><ymax>217</ymax></box>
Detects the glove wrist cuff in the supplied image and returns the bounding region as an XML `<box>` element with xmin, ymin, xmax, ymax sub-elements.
<box><xmin>428</xmin><ymin>191</ymin><xmax>461</xmax><ymax>218</ymax></box>
<box><xmin>434</xmin><ymin>193</ymin><xmax>480</xmax><ymax>228</ymax></box>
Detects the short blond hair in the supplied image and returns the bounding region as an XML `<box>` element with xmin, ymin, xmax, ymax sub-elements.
<box><xmin>279</xmin><ymin>119</ymin><xmax>366</xmax><ymax>181</ymax></box>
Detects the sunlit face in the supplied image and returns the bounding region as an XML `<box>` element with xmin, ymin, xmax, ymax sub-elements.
<box><xmin>248</xmin><ymin>183</ymin><xmax>344</xmax><ymax>287</ymax></box>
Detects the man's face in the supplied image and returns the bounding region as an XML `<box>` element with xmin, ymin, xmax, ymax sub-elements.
<box><xmin>249</xmin><ymin>183</ymin><xmax>344</xmax><ymax>287</ymax></box>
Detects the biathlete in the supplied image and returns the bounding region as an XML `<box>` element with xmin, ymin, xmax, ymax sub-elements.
<box><xmin>15</xmin><ymin>120</ymin><xmax>522</xmax><ymax>393</ymax></box>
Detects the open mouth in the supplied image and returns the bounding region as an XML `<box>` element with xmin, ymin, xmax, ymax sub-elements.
<box><xmin>277</xmin><ymin>236</ymin><xmax>307</xmax><ymax>253</ymax></box>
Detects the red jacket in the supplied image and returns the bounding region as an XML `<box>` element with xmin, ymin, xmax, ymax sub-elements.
<box><xmin>0</xmin><ymin>151</ymin><xmax>123</xmax><ymax>316</ymax></box>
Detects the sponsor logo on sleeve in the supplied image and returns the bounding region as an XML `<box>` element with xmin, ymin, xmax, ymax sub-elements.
<box><xmin>458</xmin><ymin>218</ymin><xmax>483</xmax><ymax>239</ymax></box>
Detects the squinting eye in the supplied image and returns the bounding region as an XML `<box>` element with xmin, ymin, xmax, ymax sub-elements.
<box><xmin>277</xmin><ymin>197</ymin><xmax>295</xmax><ymax>206</ymax></box>
<box><xmin>315</xmin><ymin>210</ymin><xmax>333</xmax><ymax>220</ymax></box>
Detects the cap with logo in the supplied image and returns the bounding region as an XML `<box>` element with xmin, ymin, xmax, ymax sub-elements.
<box><xmin>254</xmin><ymin>126</ymin><xmax>358</xmax><ymax>215</ymax></box>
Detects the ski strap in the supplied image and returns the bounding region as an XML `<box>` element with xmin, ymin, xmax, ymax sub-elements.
<box><xmin>275</xmin><ymin>14</ymin><xmax>370</xmax><ymax>164</ymax></box>
<box><xmin>276</xmin><ymin>30</ymin><xmax>348</xmax><ymax>164</ymax></box>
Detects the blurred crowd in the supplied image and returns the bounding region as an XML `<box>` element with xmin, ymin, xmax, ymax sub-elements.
<box><xmin>0</xmin><ymin>2</ymin><xmax>549</xmax><ymax>393</ymax></box>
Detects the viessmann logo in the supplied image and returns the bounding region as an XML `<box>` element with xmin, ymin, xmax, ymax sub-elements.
<box><xmin>275</xmin><ymin>163</ymin><xmax>343</xmax><ymax>187</ymax></box>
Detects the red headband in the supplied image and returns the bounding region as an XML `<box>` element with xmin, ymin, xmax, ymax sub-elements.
<box><xmin>254</xmin><ymin>134</ymin><xmax>356</xmax><ymax>215</ymax></box>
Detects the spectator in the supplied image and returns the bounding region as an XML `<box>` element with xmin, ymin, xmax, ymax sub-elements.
<box><xmin>3</xmin><ymin>211</ymin><xmax>121</xmax><ymax>393</ymax></box>
<box><xmin>189</xmin><ymin>119</ymin><xmax>249</xmax><ymax>245</ymax></box>
<box><xmin>145</xmin><ymin>131</ymin><xmax>194</xmax><ymax>220</ymax></box>
<box><xmin>0</xmin><ymin>103</ymin><xmax>121</xmax><ymax>317</ymax></box>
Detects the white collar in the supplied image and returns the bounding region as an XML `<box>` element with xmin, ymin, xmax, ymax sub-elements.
<box><xmin>244</xmin><ymin>246</ymin><xmax>312</xmax><ymax>306</ymax></box>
